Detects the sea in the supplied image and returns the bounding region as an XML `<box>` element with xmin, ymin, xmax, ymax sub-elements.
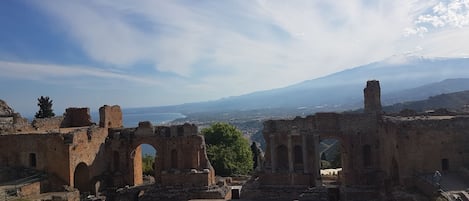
<box><xmin>91</xmin><ymin>109</ymin><xmax>186</xmax><ymax>156</ymax></box>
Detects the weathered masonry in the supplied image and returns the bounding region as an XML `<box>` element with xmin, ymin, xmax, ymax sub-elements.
<box><xmin>246</xmin><ymin>80</ymin><xmax>469</xmax><ymax>200</ymax></box>
<box><xmin>0</xmin><ymin>103</ymin><xmax>216</xmax><ymax>199</ymax></box>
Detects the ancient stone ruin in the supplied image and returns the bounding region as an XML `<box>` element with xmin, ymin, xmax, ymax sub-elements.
<box><xmin>242</xmin><ymin>80</ymin><xmax>469</xmax><ymax>200</ymax></box>
<box><xmin>0</xmin><ymin>103</ymin><xmax>225</xmax><ymax>201</ymax></box>
<box><xmin>2</xmin><ymin>80</ymin><xmax>469</xmax><ymax>201</ymax></box>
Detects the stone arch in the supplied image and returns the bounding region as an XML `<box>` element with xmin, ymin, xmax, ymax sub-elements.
<box><xmin>130</xmin><ymin>143</ymin><xmax>158</xmax><ymax>186</ymax></box>
<box><xmin>74</xmin><ymin>162</ymin><xmax>91</xmax><ymax>194</ymax></box>
<box><xmin>276</xmin><ymin>145</ymin><xmax>288</xmax><ymax>172</ymax></box>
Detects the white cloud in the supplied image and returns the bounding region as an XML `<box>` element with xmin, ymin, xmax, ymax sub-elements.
<box><xmin>27</xmin><ymin>0</ymin><xmax>469</xmax><ymax>100</ymax></box>
<box><xmin>0</xmin><ymin>61</ymin><xmax>160</xmax><ymax>85</ymax></box>
<box><xmin>411</xmin><ymin>0</ymin><xmax>469</xmax><ymax>32</ymax></box>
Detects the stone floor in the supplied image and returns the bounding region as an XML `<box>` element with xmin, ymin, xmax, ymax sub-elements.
<box><xmin>439</xmin><ymin>173</ymin><xmax>469</xmax><ymax>201</ymax></box>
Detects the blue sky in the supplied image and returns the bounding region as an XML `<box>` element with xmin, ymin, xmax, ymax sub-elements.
<box><xmin>1</xmin><ymin>0</ymin><xmax>469</xmax><ymax>116</ymax></box>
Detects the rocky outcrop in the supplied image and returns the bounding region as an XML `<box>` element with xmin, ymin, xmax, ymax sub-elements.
<box><xmin>0</xmin><ymin>100</ymin><xmax>14</xmax><ymax>117</ymax></box>
<box><xmin>0</xmin><ymin>99</ymin><xmax>31</xmax><ymax>134</ymax></box>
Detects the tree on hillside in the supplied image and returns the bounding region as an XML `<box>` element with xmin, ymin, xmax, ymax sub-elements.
<box><xmin>202</xmin><ymin>122</ymin><xmax>253</xmax><ymax>176</ymax></box>
<box><xmin>142</xmin><ymin>154</ymin><xmax>155</xmax><ymax>175</ymax></box>
<box><xmin>35</xmin><ymin>96</ymin><xmax>55</xmax><ymax>118</ymax></box>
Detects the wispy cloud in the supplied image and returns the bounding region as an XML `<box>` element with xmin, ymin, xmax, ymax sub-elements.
<box><xmin>23</xmin><ymin>0</ymin><xmax>469</xmax><ymax>99</ymax></box>
<box><xmin>0</xmin><ymin>61</ymin><xmax>160</xmax><ymax>85</ymax></box>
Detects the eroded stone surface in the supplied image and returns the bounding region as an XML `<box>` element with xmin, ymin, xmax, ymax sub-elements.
<box><xmin>0</xmin><ymin>104</ymin><xmax>219</xmax><ymax>200</ymax></box>
<box><xmin>243</xmin><ymin>80</ymin><xmax>469</xmax><ymax>200</ymax></box>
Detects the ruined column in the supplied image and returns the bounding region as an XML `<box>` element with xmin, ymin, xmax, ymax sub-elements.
<box><xmin>302</xmin><ymin>134</ymin><xmax>308</xmax><ymax>173</ymax></box>
<box><xmin>364</xmin><ymin>80</ymin><xmax>382</xmax><ymax>114</ymax></box>
<box><xmin>288</xmin><ymin>134</ymin><xmax>294</xmax><ymax>172</ymax></box>
<box><xmin>314</xmin><ymin>134</ymin><xmax>321</xmax><ymax>186</ymax></box>
<box><xmin>270</xmin><ymin>134</ymin><xmax>277</xmax><ymax>173</ymax></box>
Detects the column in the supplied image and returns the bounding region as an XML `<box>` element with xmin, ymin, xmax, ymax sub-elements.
<box><xmin>314</xmin><ymin>134</ymin><xmax>321</xmax><ymax>186</ymax></box>
<box><xmin>288</xmin><ymin>135</ymin><xmax>294</xmax><ymax>172</ymax></box>
<box><xmin>270</xmin><ymin>134</ymin><xmax>277</xmax><ymax>173</ymax></box>
<box><xmin>302</xmin><ymin>134</ymin><xmax>308</xmax><ymax>173</ymax></box>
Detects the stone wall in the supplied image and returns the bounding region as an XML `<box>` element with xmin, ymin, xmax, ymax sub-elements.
<box><xmin>107</xmin><ymin>123</ymin><xmax>216</xmax><ymax>188</ymax></box>
<box><xmin>67</xmin><ymin>126</ymin><xmax>109</xmax><ymax>191</ymax></box>
<box><xmin>0</xmin><ymin>133</ymin><xmax>71</xmax><ymax>185</ymax></box>
<box><xmin>379</xmin><ymin>116</ymin><xmax>469</xmax><ymax>184</ymax></box>
<box><xmin>63</xmin><ymin>108</ymin><xmax>93</xmax><ymax>127</ymax></box>
<box><xmin>18</xmin><ymin>181</ymin><xmax>41</xmax><ymax>197</ymax></box>
<box><xmin>99</xmin><ymin>105</ymin><xmax>122</xmax><ymax>128</ymax></box>
<box><xmin>32</xmin><ymin>116</ymin><xmax>65</xmax><ymax>131</ymax></box>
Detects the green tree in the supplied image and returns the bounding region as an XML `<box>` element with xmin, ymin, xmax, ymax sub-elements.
<box><xmin>202</xmin><ymin>122</ymin><xmax>253</xmax><ymax>176</ymax></box>
<box><xmin>142</xmin><ymin>154</ymin><xmax>154</xmax><ymax>175</ymax></box>
<box><xmin>35</xmin><ymin>96</ymin><xmax>55</xmax><ymax>118</ymax></box>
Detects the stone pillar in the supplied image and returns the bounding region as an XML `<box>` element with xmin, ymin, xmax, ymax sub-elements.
<box><xmin>288</xmin><ymin>135</ymin><xmax>294</xmax><ymax>172</ymax></box>
<box><xmin>302</xmin><ymin>134</ymin><xmax>308</xmax><ymax>173</ymax></box>
<box><xmin>314</xmin><ymin>134</ymin><xmax>321</xmax><ymax>186</ymax></box>
<box><xmin>270</xmin><ymin>134</ymin><xmax>277</xmax><ymax>173</ymax></box>
<box><xmin>364</xmin><ymin>80</ymin><xmax>382</xmax><ymax>114</ymax></box>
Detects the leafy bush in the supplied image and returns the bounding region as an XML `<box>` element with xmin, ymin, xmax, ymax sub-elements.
<box><xmin>202</xmin><ymin>122</ymin><xmax>253</xmax><ymax>176</ymax></box>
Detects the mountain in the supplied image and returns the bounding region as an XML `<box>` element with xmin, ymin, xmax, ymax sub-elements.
<box><xmin>382</xmin><ymin>78</ymin><xmax>469</xmax><ymax>105</ymax></box>
<box><xmin>383</xmin><ymin>90</ymin><xmax>469</xmax><ymax>113</ymax></box>
<box><xmin>143</xmin><ymin>56</ymin><xmax>469</xmax><ymax>114</ymax></box>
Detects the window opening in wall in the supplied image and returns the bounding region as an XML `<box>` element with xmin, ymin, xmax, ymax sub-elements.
<box><xmin>29</xmin><ymin>153</ymin><xmax>37</xmax><ymax>167</ymax></box>
<box><xmin>441</xmin><ymin>158</ymin><xmax>449</xmax><ymax>171</ymax></box>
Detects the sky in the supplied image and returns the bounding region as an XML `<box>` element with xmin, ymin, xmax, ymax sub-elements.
<box><xmin>1</xmin><ymin>0</ymin><xmax>469</xmax><ymax>117</ymax></box>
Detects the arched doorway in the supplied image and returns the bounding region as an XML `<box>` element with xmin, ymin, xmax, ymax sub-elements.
<box><xmin>319</xmin><ymin>137</ymin><xmax>342</xmax><ymax>201</ymax></box>
<box><xmin>319</xmin><ymin>138</ymin><xmax>342</xmax><ymax>183</ymax></box>
<box><xmin>74</xmin><ymin>162</ymin><xmax>91</xmax><ymax>194</ymax></box>
<box><xmin>132</xmin><ymin>144</ymin><xmax>157</xmax><ymax>186</ymax></box>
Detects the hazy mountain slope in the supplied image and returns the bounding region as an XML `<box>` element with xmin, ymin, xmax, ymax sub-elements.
<box><xmin>383</xmin><ymin>90</ymin><xmax>469</xmax><ymax>113</ymax></box>
<box><xmin>144</xmin><ymin>56</ymin><xmax>469</xmax><ymax>114</ymax></box>
<box><xmin>382</xmin><ymin>78</ymin><xmax>469</xmax><ymax>105</ymax></box>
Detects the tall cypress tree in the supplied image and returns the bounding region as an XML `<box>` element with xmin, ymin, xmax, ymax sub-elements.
<box><xmin>35</xmin><ymin>96</ymin><xmax>55</xmax><ymax>118</ymax></box>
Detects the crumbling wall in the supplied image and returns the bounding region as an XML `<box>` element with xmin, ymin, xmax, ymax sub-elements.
<box><xmin>67</xmin><ymin>126</ymin><xmax>109</xmax><ymax>191</ymax></box>
<box><xmin>107</xmin><ymin>123</ymin><xmax>216</xmax><ymax>188</ymax></box>
<box><xmin>99</xmin><ymin>105</ymin><xmax>122</xmax><ymax>128</ymax></box>
<box><xmin>32</xmin><ymin>116</ymin><xmax>64</xmax><ymax>131</ymax></box>
<box><xmin>364</xmin><ymin>80</ymin><xmax>382</xmax><ymax>114</ymax></box>
<box><xmin>0</xmin><ymin>133</ymin><xmax>71</xmax><ymax>185</ymax></box>
<box><xmin>380</xmin><ymin>116</ymin><xmax>469</xmax><ymax>184</ymax></box>
<box><xmin>62</xmin><ymin>108</ymin><xmax>93</xmax><ymax>127</ymax></box>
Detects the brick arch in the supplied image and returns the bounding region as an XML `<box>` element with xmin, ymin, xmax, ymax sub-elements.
<box><xmin>129</xmin><ymin>141</ymin><xmax>160</xmax><ymax>186</ymax></box>
<box><xmin>73</xmin><ymin>162</ymin><xmax>91</xmax><ymax>193</ymax></box>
